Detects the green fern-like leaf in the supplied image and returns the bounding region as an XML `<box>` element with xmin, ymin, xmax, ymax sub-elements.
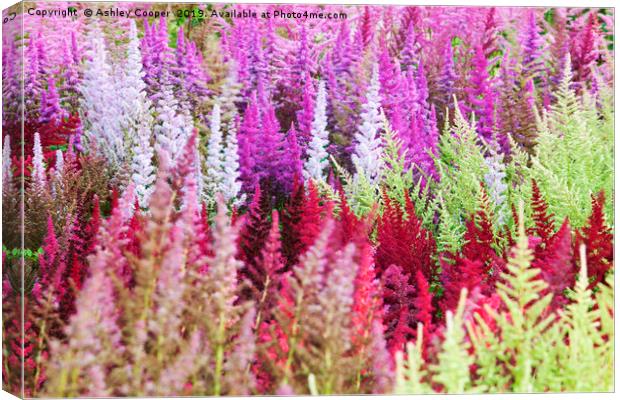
<box><xmin>554</xmin><ymin>245</ymin><xmax>613</xmax><ymax>391</ymax></box>
<box><xmin>432</xmin><ymin>105</ymin><xmax>492</xmax><ymax>251</ymax></box>
<box><xmin>380</xmin><ymin>119</ymin><xmax>413</xmax><ymax>209</ymax></box>
<box><xmin>526</xmin><ymin>55</ymin><xmax>613</xmax><ymax>228</ymax></box>
<box><xmin>483</xmin><ymin>203</ymin><xmax>555</xmax><ymax>392</ymax></box>
<box><xmin>394</xmin><ymin>324</ymin><xmax>432</xmax><ymax>394</ymax></box>
<box><xmin>432</xmin><ymin>289</ymin><xmax>474</xmax><ymax>393</ymax></box>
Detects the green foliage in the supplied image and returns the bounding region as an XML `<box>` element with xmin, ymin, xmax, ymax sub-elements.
<box><xmin>484</xmin><ymin>204</ymin><xmax>555</xmax><ymax>392</ymax></box>
<box><xmin>551</xmin><ymin>245</ymin><xmax>613</xmax><ymax>391</ymax></box>
<box><xmin>394</xmin><ymin>324</ymin><xmax>431</xmax><ymax>394</ymax></box>
<box><xmin>379</xmin><ymin>118</ymin><xmax>437</xmax><ymax>228</ymax></box>
<box><xmin>331</xmin><ymin>155</ymin><xmax>377</xmax><ymax>218</ymax></box>
<box><xmin>395</xmin><ymin>290</ymin><xmax>472</xmax><ymax>394</ymax></box>
<box><xmin>380</xmin><ymin>118</ymin><xmax>413</xmax><ymax>208</ymax></box>
<box><xmin>431</xmin><ymin>289</ymin><xmax>473</xmax><ymax>393</ymax></box>
<box><xmin>526</xmin><ymin>57</ymin><xmax>614</xmax><ymax>228</ymax></box>
<box><xmin>432</xmin><ymin>107</ymin><xmax>488</xmax><ymax>251</ymax></box>
<box><xmin>394</xmin><ymin>204</ymin><xmax>615</xmax><ymax>394</ymax></box>
<box><xmin>2</xmin><ymin>245</ymin><xmax>43</xmax><ymax>261</ymax></box>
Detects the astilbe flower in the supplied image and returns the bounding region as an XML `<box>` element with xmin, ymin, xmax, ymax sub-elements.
<box><xmin>282</xmin><ymin>25</ymin><xmax>312</xmax><ymax>115</ymax></box>
<box><xmin>245</xmin><ymin>28</ymin><xmax>271</xmax><ymax>101</ymax></box>
<box><xmin>127</xmin><ymin>168</ymin><xmax>197</xmax><ymax>394</ymax></box>
<box><xmin>273</xmin><ymin>221</ymin><xmax>376</xmax><ymax>394</ymax></box>
<box><xmin>464</xmin><ymin>45</ymin><xmax>498</xmax><ymax>145</ymax></box>
<box><xmin>330</xmin><ymin>21</ymin><xmax>356</xmax><ymax>75</ymax></box>
<box><xmin>153</xmin><ymin>82</ymin><xmax>194</xmax><ymax>170</ymax></box>
<box><xmin>570</xmin><ymin>12</ymin><xmax>602</xmax><ymax>91</ymax></box>
<box><xmin>131</xmin><ymin>115</ymin><xmax>156</xmax><ymax>209</ymax></box>
<box><xmin>39</xmin><ymin>78</ymin><xmax>65</xmax><ymax>124</ymax></box>
<box><xmin>143</xmin><ymin>221</ymin><xmax>189</xmax><ymax>381</ymax></box>
<box><xmin>533</xmin><ymin>219</ymin><xmax>574</xmax><ymax>310</ymax></box>
<box><xmin>280</xmin><ymin>178</ymin><xmax>306</xmax><ymax>268</ymax></box>
<box><xmin>35</xmin><ymin>216</ymin><xmax>64</xmax><ymax>303</ymax></box>
<box><xmin>221</xmin><ymin>117</ymin><xmax>244</xmax><ymax>205</ymax></box>
<box><xmin>413</xmin><ymin>61</ymin><xmax>431</xmax><ymax>118</ymax></box>
<box><xmin>2</xmin><ymin>296</ymin><xmax>45</xmax><ymax>397</ymax></box>
<box><xmin>238</xmin><ymin>93</ymin><xmax>260</xmax><ymax>192</ymax></box>
<box><xmin>528</xmin><ymin>179</ymin><xmax>556</xmax><ymax>245</ymax></box>
<box><xmin>120</xmin><ymin>19</ymin><xmax>157</xmax><ymax>206</ymax></box>
<box><xmin>483</xmin><ymin>146</ymin><xmax>508</xmax><ymax>223</ymax></box>
<box><xmin>62</xmin><ymin>197</ymin><xmax>102</xmax><ymax>317</ymax></box>
<box><xmin>2</xmin><ymin>36</ymin><xmax>21</xmax><ymax>124</ymax></box>
<box><xmin>375</xmin><ymin>192</ymin><xmax>436</xmax><ymax>281</ymax></box>
<box><xmin>304</xmin><ymin>80</ymin><xmax>330</xmax><ymax>183</ymax></box>
<box><xmin>352</xmin><ymin>64</ymin><xmax>384</xmax><ymax>185</ymax></box>
<box><xmin>122</xmin><ymin>207</ymin><xmax>144</xmax><ymax>266</ymax></box>
<box><xmin>281</xmin><ymin>180</ymin><xmax>325</xmax><ymax>269</ymax></box>
<box><xmin>174</xmin><ymin>27</ymin><xmax>210</xmax><ymax>108</ymax></box>
<box><xmin>547</xmin><ymin>9</ymin><xmax>571</xmax><ymax>92</ymax></box>
<box><xmin>413</xmin><ymin>270</ymin><xmax>434</xmax><ymax>348</ymax></box>
<box><xmin>59</xmin><ymin>31</ymin><xmax>82</xmax><ymax>112</ymax></box>
<box><xmin>24</xmin><ymin>31</ymin><xmax>46</xmax><ymax>115</ymax></box>
<box><xmin>204</xmin><ymin>103</ymin><xmax>225</xmax><ymax>203</ymax></box>
<box><xmin>223</xmin><ymin>306</ymin><xmax>257</xmax><ymax>395</ymax></box>
<box><xmin>255</xmin><ymin>310</ymin><xmax>290</xmax><ymax>393</ymax></box>
<box><xmin>575</xmin><ymin>191</ymin><xmax>613</xmax><ymax>289</ymax></box>
<box><xmin>399</xmin><ymin>19</ymin><xmax>420</xmax><ymax>70</ymax></box>
<box><xmin>250</xmin><ymin>210</ymin><xmax>286</xmax><ymax>326</ymax></box>
<box><xmin>496</xmin><ymin>52</ymin><xmax>538</xmax><ymax>154</ymax></box>
<box><xmin>439</xmin><ymin>188</ymin><xmax>505</xmax><ymax>313</ymax></box>
<box><xmin>345</xmin><ymin>218</ymin><xmax>389</xmax><ymax>390</ymax></box>
<box><xmin>255</xmin><ymin>103</ymin><xmax>294</xmax><ymax>196</ymax></box>
<box><xmin>141</xmin><ymin>17</ymin><xmax>176</xmax><ymax>101</ymax></box>
<box><xmin>324</xmin><ymin>24</ymin><xmax>364</xmax><ymax>146</ymax></box>
<box><xmin>238</xmin><ymin>185</ymin><xmax>273</xmax><ymax>295</ymax></box>
<box><xmin>264</xmin><ymin>14</ymin><xmax>288</xmax><ymax>77</ymax></box>
<box><xmin>462</xmin><ymin>188</ymin><xmax>500</xmax><ymax>262</ymax></box>
<box><xmin>461</xmin><ymin>286</ymin><xmax>501</xmax><ymax>334</ymax></box>
<box><xmin>359</xmin><ymin>7</ymin><xmax>374</xmax><ymax>48</ymax></box>
<box><xmin>519</xmin><ymin>11</ymin><xmax>546</xmax><ymax>83</ymax></box>
<box><xmin>311</xmin><ymin>242</ymin><xmax>357</xmax><ymax>390</ymax></box>
<box><xmin>170</xmin><ymin>129</ymin><xmax>203</xmax><ymax>212</ymax></box>
<box><xmin>43</xmin><ymin>187</ymin><xmax>134</xmax><ymax>397</ymax></box>
<box><xmin>378</xmin><ymin>42</ymin><xmax>404</xmax><ymax>121</ymax></box>
<box><xmin>80</xmin><ymin>23</ymin><xmax>125</xmax><ymax>169</ymax></box>
<box><xmin>436</xmin><ymin>38</ymin><xmax>458</xmax><ymax>121</ymax></box>
<box><xmin>297</xmin><ymin>183</ymin><xmax>327</xmax><ymax>254</ymax></box>
<box><xmin>480</xmin><ymin>7</ymin><xmax>500</xmax><ymax>59</ymax></box>
<box><xmin>285</xmin><ymin>124</ymin><xmax>304</xmax><ymax>183</ymax></box>
<box><xmin>32</xmin><ymin>132</ymin><xmax>46</xmax><ymax>191</ymax></box>
<box><xmin>200</xmin><ymin>197</ymin><xmax>256</xmax><ymax>396</ymax></box>
<box><xmin>381</xmin><ymin>264</ymin><xmax>417</xmax><ymax>355</ymax></box>
<box><xmin>218</xmin><ymin>62</ymin><xmax>243</xmax><ymax>126</ymax></box>
<box><xmin>439</xmin><ymin>255</ymin><xmax>485</xmax><ymax>315</ymax></box>
<box><xmin>388</xmin><ymin>86</ymin><xmax>424</xmax><ymax>185</ymax></box>
<box><xmin>2</xmin><ymin>135</ymin><xmax>11</xmax><ymax>190</ymax></box>
<box><xmin>350</xmin><ymin>237</ymin><xmax>382</xmax><ymax>352</ymax></box>
<box><xmin>295</xmin><ymin>75</ymin><xmax>316</xmax><ymax>153</ymax></box>
<box><xmin>51</xmin><ymin>149</ymin><xmax>64</xmax><ymax>188</ymax></box>
<box><xmin>368</xmin><ymin>320</ymin><xmax>394</xmax><ymax>393</ymax></box>
<box><xmin>157</xmin><ymin>330</ymin><xmax>205</xmax><ymax>396</ymax></box>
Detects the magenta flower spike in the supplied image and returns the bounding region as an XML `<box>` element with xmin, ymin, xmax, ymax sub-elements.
<box><xmin>39</xmin><ymin>78</ymin><xmax>64</xmax><ymax>124</ymax></box>
<box><xmin>464</xmin><ymin>45</ymin><xmax>497</xmax><ymax>143</ymax></box>
<box><xmin>296</xmin><ymin>72</ymin><xmax>316</xmax><ymax>153</ymax></box>
<box><xmin>520</xmin><ymin>11</ymin><xmax>546</xmax><ymax>82</ymax></box>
